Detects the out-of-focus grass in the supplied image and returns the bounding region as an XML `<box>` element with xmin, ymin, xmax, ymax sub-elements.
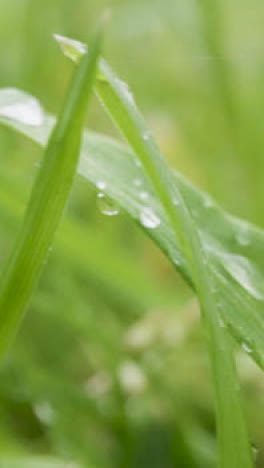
<box><xmin>0</xmin><ymin>0</ymin><xmax>264</xmax><ymax>467</ymax></box>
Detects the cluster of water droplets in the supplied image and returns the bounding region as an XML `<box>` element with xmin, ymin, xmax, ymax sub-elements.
<box><xmin>96</xmin><ymin>181</ymin><xmax>120</xmax><ymax>217</ymax></box>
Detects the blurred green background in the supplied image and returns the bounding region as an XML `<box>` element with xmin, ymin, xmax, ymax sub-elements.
<box><xmin>0</xmin><ymin>0</ymin><xmax>264</xmax><ymax>466</ymax></box>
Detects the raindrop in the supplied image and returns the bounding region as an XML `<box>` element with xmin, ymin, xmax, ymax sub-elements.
<box><xmin>139</xmin><ymin>207</ymin><xmax>160</xmax><ymax>229</ymax></box>
<box><xmin>242</xmin><ymin>342</ymin><xmax>253</xmax><ymax>354</ymax></box>
<box><xmin>173</xmin><ymin>198</ymin><xmax>180</xmax><ymax>207</ymax></box>
<box><xmin>96</xmin><ymin>181</ymin><xmax>106</xmax><ymax>191</ymax></box>
<box><xmin>97</xmin><ymin>193</ymin><xmax>119</xmax><ymax>216</ymax></box>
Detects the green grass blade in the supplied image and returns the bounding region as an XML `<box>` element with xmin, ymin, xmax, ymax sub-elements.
<box><xmin>2</xmin><ymin>89</ymin><xmax>264</xmax><ymax>373</ymax></box>
<box><xmin>54</xmin><ymin>36</ymin><xmax>253</xmax><ymax>467</ymax></box>
<box><xmin>0</xmin><ymin>32</ymin><xmax>101</xmax><ymax>357</ymax></box>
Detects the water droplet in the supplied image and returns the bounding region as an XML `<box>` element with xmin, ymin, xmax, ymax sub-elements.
<box><xmin>139</xmin><ymin>207</ymin><xmax>160</xmax><ymax>229</ymax></box>
<box><xmin>139</xmin><ymin>191</ymin><xmax>149</xmax><ymax>200</ymax></box>
<box><xmin>173</xmin><ymin>198</ymin><xmax>180</xmax><ymax>207</ymax></box>
<box><xmin>242</xmin><ymin>342</ymin><xmax>253</xmax><ymax>354</ymax></box>
<box><xmin>96</xmin><ymin>181</ymin><xmax>106</xmax><ymax>191</ymax></box>
<box><xmin>0</xmin><ymin>89</ymin><xmax>44</xmax><ymax>126</ymax></box>
<box><xmin>97</xmin><ymin>193</ymin><xmax>119</xmax><ymax>216</ymax></box>
<box><xmin>135</xmin><ymin>159</ymin><xmax>142</xmax><ymax>167</ymax></box>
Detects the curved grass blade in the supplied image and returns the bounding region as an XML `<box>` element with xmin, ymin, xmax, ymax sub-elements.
<box><xmin>54</xmin><ymin>36</ymin><xmax>253</xmax><ymax>467</ymax></box>
<box><xmin>0</xmin><ymin>32</ymin><xmax>101</xmax><ymax>357</ymax></box>
<box><xmin>1</xmin><ymin>89</ymin><xmax>264</xmax><ymax>372</ymax></box>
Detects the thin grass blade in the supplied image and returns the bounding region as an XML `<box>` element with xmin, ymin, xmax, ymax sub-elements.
<box><xmin>53</xmin><ymin>36</ymin><xmax>253</xmax><ymax>467</ymax></box>
<box><xmin>0</xmin><ymin>32</ymin><xmax>101</xmax><ymax>357</ymax></box>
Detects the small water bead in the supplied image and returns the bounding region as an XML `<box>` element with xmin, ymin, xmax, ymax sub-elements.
<box><xmin>242</xmin><ymin>342</ymin><xmax>253</xmax><ymax>354</ymax></box>
<box><xmin>135</xmin><ymin>160</ymin><xmax>142</xmax><ymax>168</ymax></box>
<box><xmin>173</xmin><ymin>198</ymin><xmax>180</xmax><ymax>207</ymax></box>
<box><xmin>97</xmin><ymin>193</ymin><xmax>119</xmax><ymax>216</ymax></box>
<box><xmin>139</xmin><ymin>207</ymin><xmax>161</xmax><ymax>229</ymax></box>
<box><xmin>96</xmin><ymin>181</ymin><xmax>106</xmax><ymax>191</ymax></box>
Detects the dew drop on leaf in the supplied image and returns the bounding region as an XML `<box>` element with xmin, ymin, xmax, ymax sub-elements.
<box><xmin>97</xmin><ymin>193</ymin><xmax>119</xmax><ymax>216</ymax></box>
<box><xmin>242</xmin><ymin>342</ymin><xmax>253</xmax><ymax>354</ymax></box>
<box><xmin>96</xmin><ymin>181</ymin><xmax>106</xmax><ymax>190</ymax></box>
<box><xmin>139</xmin><ymin>207</ymin><xmax>161</xmax><ymax>229</ymax></box>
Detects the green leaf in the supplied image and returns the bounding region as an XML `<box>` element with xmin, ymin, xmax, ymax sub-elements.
<box><xmin>1</xmin><ymin>89</ymin><xmax>264</xmax><ymax>370</ymax></box>
<box><xmin>0</xmin><ymin>32</ymin><xmax>101</xmax><ymax>357</ymax></box>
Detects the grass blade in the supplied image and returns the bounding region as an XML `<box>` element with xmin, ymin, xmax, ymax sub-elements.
<box><xmin>0</xmin><ymin>32</ymin><xmax>101</xmax><ymax>357</ymax></box>
<box><xmin>2</xmin><ymin>89</ymin><xmax>264</xmax><ymax>374</ymax></box>
<box><xmin>54</xmin><ymin>35</ymin><xmax>253</xmax><ymax>467</ymax></box>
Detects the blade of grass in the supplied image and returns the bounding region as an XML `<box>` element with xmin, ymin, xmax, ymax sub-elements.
<box><xmin>56</xmin><ymin>36</ymin><xmax>253</xmax><ymax>467</ymax></box>
<box><xmin>0</xmin><ymin>31</ymin><xmax>102</xmax><ymax>358</ymax></box>
<box><xmin>3</xmin><ymin>89</ymin><xmax>264</xmax><ymax>375</ymax></box>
